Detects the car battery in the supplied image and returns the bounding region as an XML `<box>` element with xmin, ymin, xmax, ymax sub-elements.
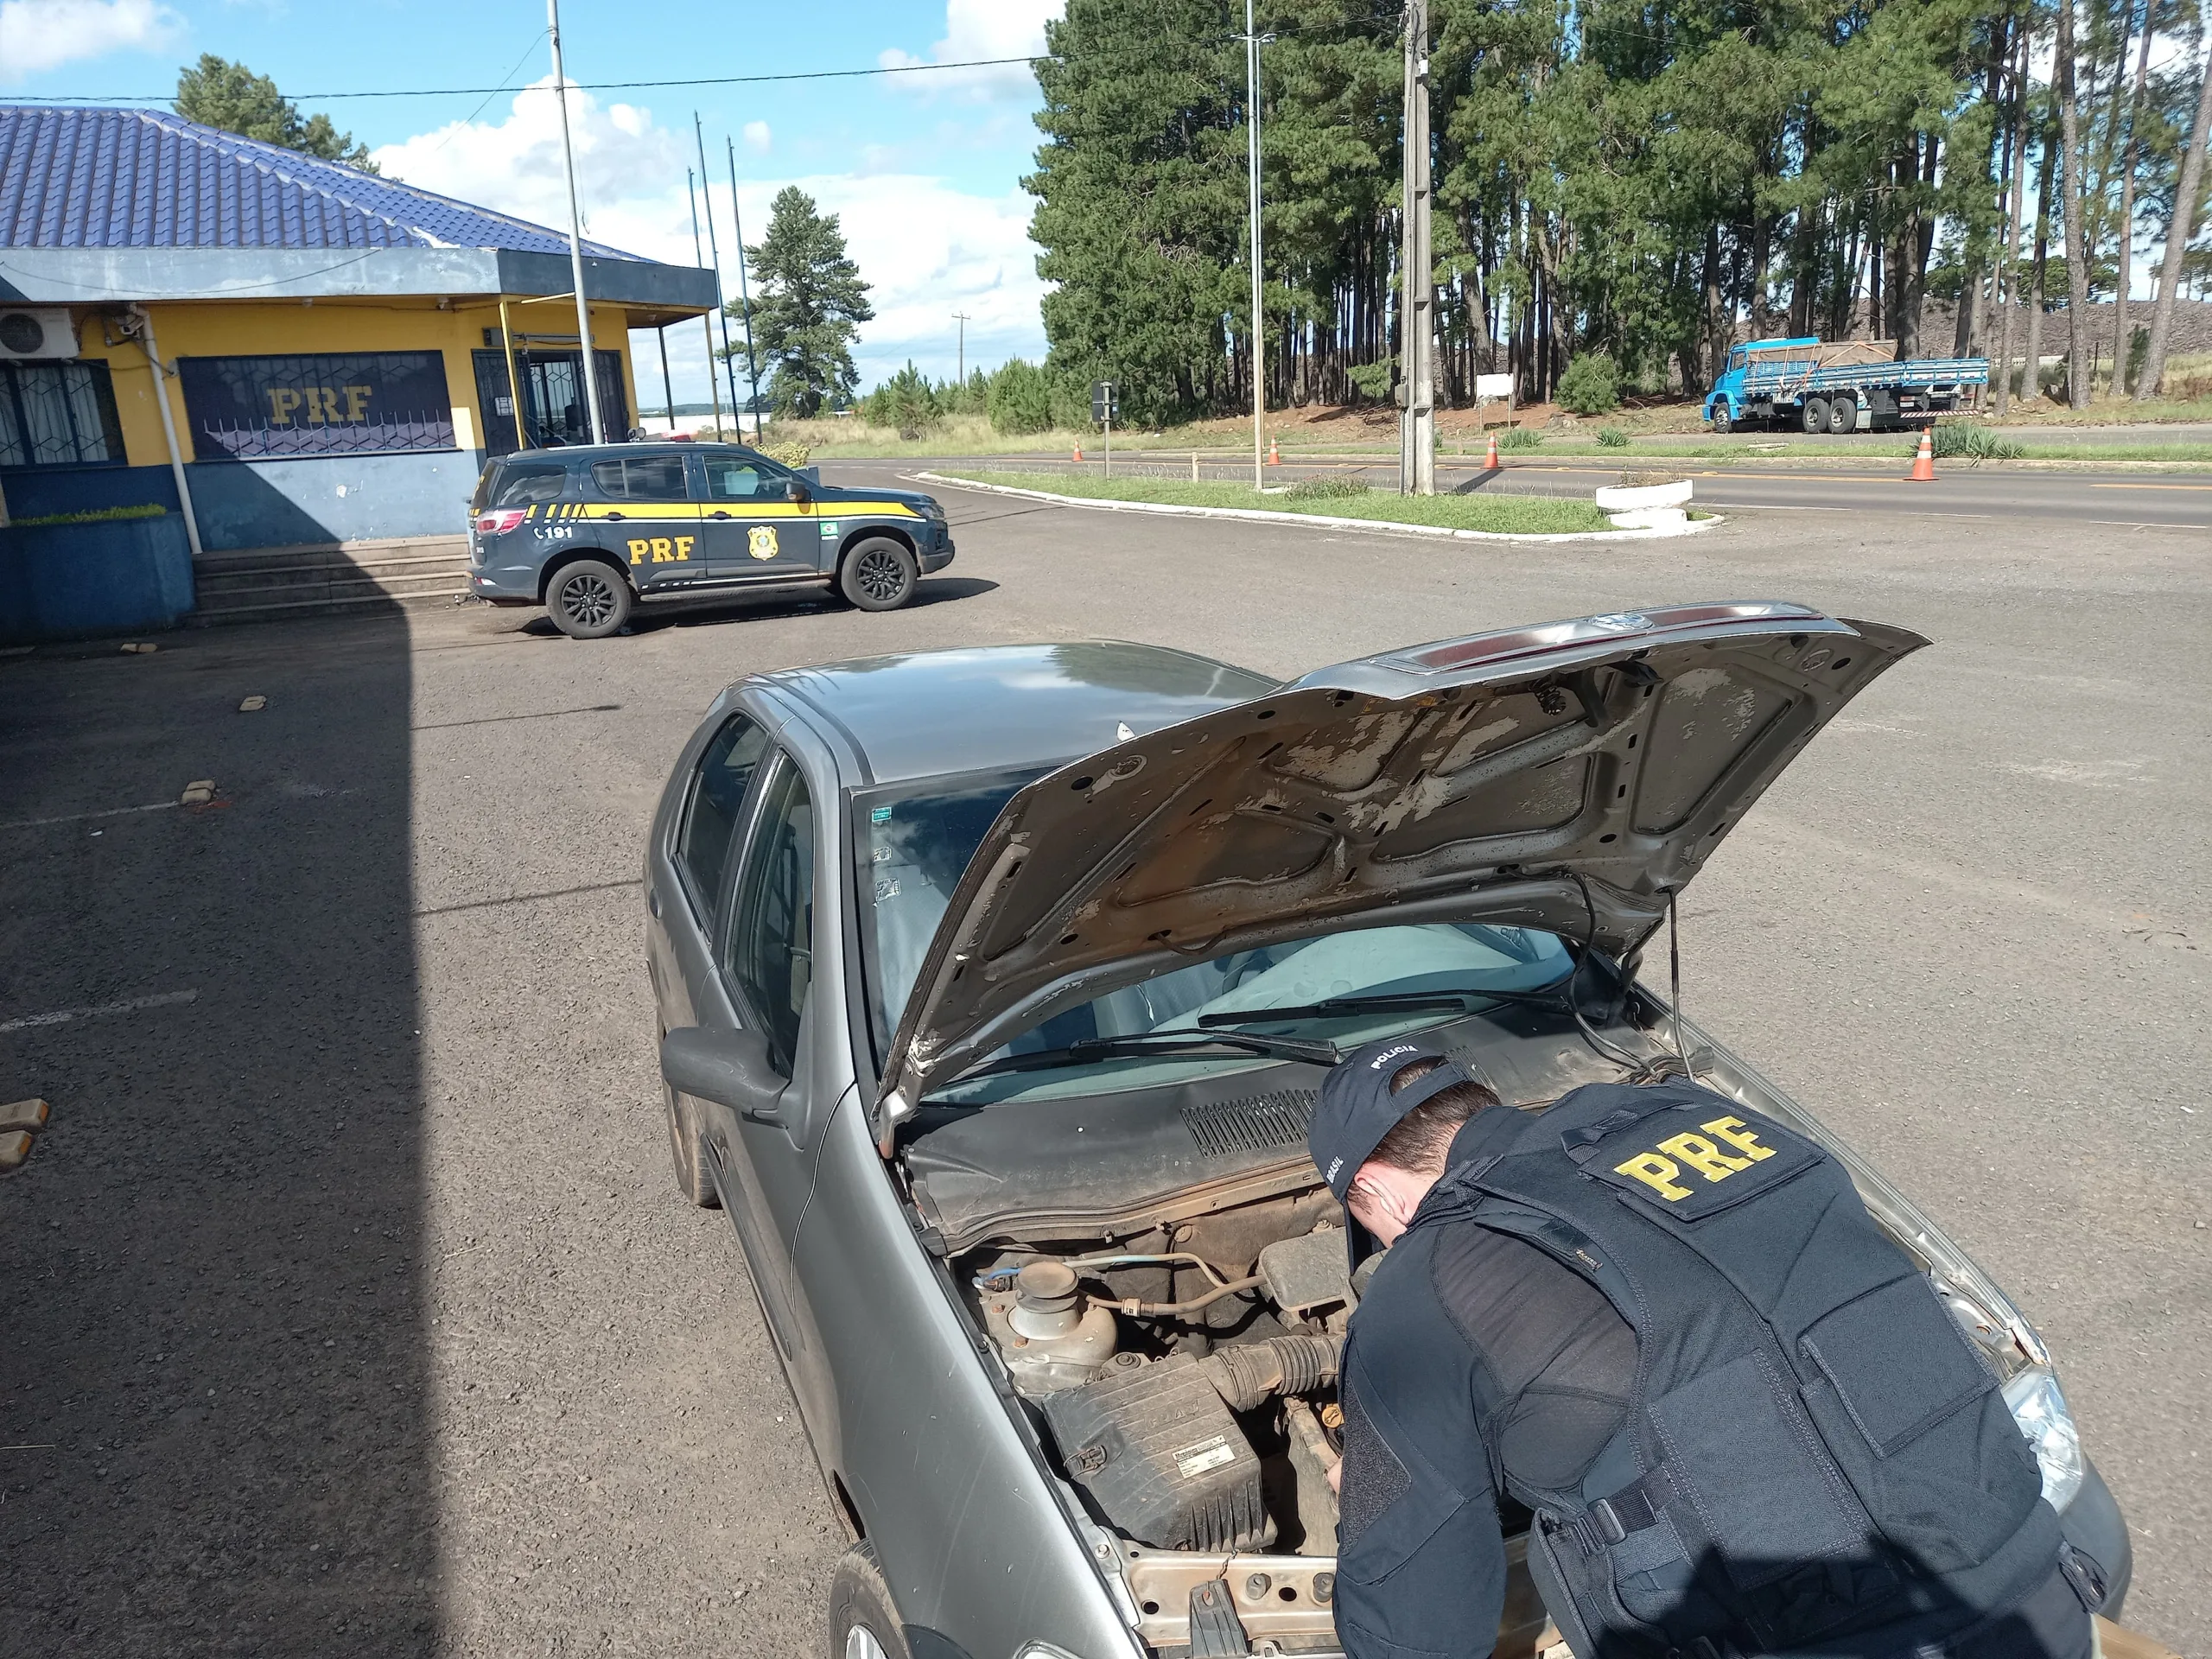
<box><xmin>1040</xmin><ymin>1353</ymin><xmax>1272</xmax><ymax>1552</ymax></box>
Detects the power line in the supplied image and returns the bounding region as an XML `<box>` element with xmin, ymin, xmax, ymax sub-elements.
<box><xmin>7</xmin><ymin>54</ymin><xmax>1046</xmax><ymax>105</ymax></box>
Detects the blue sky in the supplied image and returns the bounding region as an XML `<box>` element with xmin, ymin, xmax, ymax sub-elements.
<box><xmin>0</xmin><ymin>0</ymin><xmax>1060</xmax><ymax>401</ymax></box>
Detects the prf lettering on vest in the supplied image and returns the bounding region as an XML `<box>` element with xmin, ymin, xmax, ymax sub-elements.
<box><xmin>1614</xmin><ymin>1116</ymin><xmax>1777</xmax><ymax>1203</ymax></box>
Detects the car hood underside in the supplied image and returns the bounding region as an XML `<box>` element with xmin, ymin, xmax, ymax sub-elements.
<box><xmin>876</xmin><ymin>602</ymin><xmax>1927</xmax><ymax>1128</ymax></box>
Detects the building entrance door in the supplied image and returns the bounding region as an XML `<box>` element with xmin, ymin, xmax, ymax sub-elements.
<box><xmin>472</xmin><ymin>349</ymin><xmax>629</xmax><ymax>456</ymax></box>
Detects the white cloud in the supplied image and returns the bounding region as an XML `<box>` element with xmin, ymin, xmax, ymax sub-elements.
<box><xmin>878</xmin><ymin>0</ymin><xmax>1060</xmax><ymax>100</ymax></box>
<box><xmin>372</xmin><ymin>79</ymin><xmax>1047</xmax><ymax>404</ymax></box>
<box><xmin>0</xmin><ymin>0</ymin><xmax>180</xmax><ymax>82</ymax></box>
<box><xmin>742</xmin><ymin>119</ymin><xmax>771</xmax><ymax>155</ymax></box>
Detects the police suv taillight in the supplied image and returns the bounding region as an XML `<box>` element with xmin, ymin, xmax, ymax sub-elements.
<box><xmin>475</xmin><ymin>508</ymin><xmax>528</xmax><ymax>535</ymax></box>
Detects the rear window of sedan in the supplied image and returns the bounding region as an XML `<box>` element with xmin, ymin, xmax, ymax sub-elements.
<box><xmin>490</xmin><ymin>462</ymin><xmax>569</xmax><ymax>509</ymax></box>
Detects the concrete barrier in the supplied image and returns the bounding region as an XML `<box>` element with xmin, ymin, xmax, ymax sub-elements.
<box><xmin>0</xmin><ymin>514</ymin><xmax>196</xmax><ymax>645</ymax></box>
<box><xmin>1594</xmin><ymin>479</ymin><xmax>1693</xmax><ymax>531</ymax></box>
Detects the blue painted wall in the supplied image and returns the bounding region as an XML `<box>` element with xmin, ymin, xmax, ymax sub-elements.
<box><xmin>3</xmin><ymin>448</ymin><xmax>485</xmax><ymax>551</ymax></box>
<box><xmin>0</xmin><ymin>514</ymin><xmax>194</xmax><ymax>644</ymax></box>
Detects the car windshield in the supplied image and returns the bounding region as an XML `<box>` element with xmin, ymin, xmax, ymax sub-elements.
<box><xmin>853</xmin><ymin>772</ymin><xmax>1575</xmax><ymax>1103</ymax></box>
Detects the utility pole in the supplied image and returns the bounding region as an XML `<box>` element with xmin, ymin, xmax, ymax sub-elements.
<box><xmin>695</xmin><ymin>115</ymin><xmax>745</xmax><ymax>429</ymax></box>
<box><xmin>952</xmin><ymin>311</ymin><xmax>972</xmax><ymax>384</ymax></box>
<box><xmin>724</xmin><ymin>137</ymin><xmax>764</xmax><ymax>429</ymax></box>
<box><xmin>1243</xmin><ymin>0</ymin><xmax>1270</xmax><ymax>491</ymax></box>
<box><xmin>548</xmin><ymin>0</ymin><xmax>604</xmax><ymax>443</ymax></box>
<box><xmin>1399</xmin><ymin>0</ymin><xmax>1434</xmax><ymax>494</ymax></box>
<box><xmin>685</xmin><ymin>168</ymin><xmax>724</xmax><ymax>437</ymax></box>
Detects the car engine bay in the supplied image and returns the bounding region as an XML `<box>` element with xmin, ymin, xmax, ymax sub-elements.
<box><xmin>898</xmin><ymin>982</ymin><xmax>2064</xmax><ymax>1658</ymax></box>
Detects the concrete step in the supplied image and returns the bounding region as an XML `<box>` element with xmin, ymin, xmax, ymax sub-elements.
<box><xmin>188</xmin><ymin>535</ymin><xmax>473</xmax><ymax>626</ymax></box>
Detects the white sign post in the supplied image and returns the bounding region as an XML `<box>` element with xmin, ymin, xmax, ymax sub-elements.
<box><xmin>1475</xmin><ymin>371</ymin><xmax>1514</xmax><ymax>435</ymax></box>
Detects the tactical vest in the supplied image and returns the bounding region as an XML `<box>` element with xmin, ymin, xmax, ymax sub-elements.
<box><xmin>1424</xmin><ymin>1080</ymin><xmax>2061</xmax><ymax>1659</ymax></box>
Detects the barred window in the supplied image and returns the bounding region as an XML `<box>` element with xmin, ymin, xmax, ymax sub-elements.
<box><xmin>178</xmin><ymin>351</ymin><xmax>456</xmax><ymax>460</ymax></box>
<box><xmin>0</xmin><ymin>361</ymin><xmax>125</xmax><ymax>468</ymax></box>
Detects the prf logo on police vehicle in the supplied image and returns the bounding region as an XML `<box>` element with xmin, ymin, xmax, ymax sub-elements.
<box><xmin>1592</xmin><ymin>1108</ymin><xmax>1815</xmax><ymax>1221</ymax></box>
<box><xmin>748</xmin><ymin>525</ymin><xmax>780</xmax><ymax>561</ymax></box>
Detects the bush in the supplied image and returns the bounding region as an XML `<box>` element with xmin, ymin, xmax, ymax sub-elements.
<box><xmin>1929</xmin><ymin>421</ymin><xmax>2024</xmax><ymax>461</ymax></box>
<box><xmin>987</xmin><ymin>359</ymin><xmax>1054</xmax><ymax>435</ymax></box>
<box><xmin>760</xmin><ymin>441</ymin><xmax>812</xmax><ymax>468</ymax></box>
<box><xmin>1345</xmin><ymin>359</ymin><xmax>1396</xmax><ymax>404</ymax></box>
<box><xmin>13</xmin><ymin>502</ymin><xmax>168</xmax><ymax>526</ymax></box>
<box><xmin>1555</xmin><ymin>352</ymin><xmax>1621</xmax><ymax>416</ymax></box>
<box><xmin>1596</xmin><ymin>426</ymin><xmax>1629</xmax><ymax>448</ymax></box>
<box><xmin>865</xmin><ymin>362</ymin><xmax>943</xmax><ymax>440</ymax></box>
<box><xmin>1284</xmin><ymin>474</ymin><xmax>1370</xmax><ymax>499</ymax></box>
<box><xmin>1496</xmin><ymin>425</ymin><xmax>1544</xmax><ymax>451</ymax></box>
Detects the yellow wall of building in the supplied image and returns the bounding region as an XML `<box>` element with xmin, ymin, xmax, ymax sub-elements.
<box><xmin>70</xmin><ymin>298</ymin><xmax>639</xmax><ymax>467</ymax></box>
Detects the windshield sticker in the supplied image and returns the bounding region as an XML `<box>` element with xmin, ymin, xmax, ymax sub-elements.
<box><xmin>870</xmin><ymin>805</ymin><xmax>893</xmax><ymax>823</ymax></box>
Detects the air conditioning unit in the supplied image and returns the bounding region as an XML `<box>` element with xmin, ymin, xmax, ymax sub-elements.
<box><xmin>0</xmin><ymin>308</ymin><xmax>79</xmax><ymax>362</ymax></box>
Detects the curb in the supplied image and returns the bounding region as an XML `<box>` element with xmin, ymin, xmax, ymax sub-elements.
<box><xmin>908</xmin><ymin>473</ymin><xmax>1726</xmax><ymax>543</ymax></box>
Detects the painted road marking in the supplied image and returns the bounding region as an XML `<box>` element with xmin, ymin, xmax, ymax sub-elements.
<box><xmin>0</xmin><ymin>800</ymin><xmax>180</xmax><ymax>832</ymax></box>
<box><xmin>2088</xmin><ymin>481</ymin><xmax>2212</xmax><ymax>491</ymax></box>
<box><xmin>0</xmin><ymin>989</ymin><xmax>198</xmax><ymax>1035</ymax></box>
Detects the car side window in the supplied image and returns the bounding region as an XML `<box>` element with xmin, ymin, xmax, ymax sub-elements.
<box><xmin>699</xmin><ymin>457</ymin><xmax>781</xmax><ymax>502</ymax></box>
<box><xmin>722</xmin><ymin>757</ymin><xmax>814</xmax><ymax>1077</ymax></box>
<box><xmin>493</xmin><ymin>463</ymin><xmax>569</xmax><ymax>507</ymax></box>
<box><xmin>676</xmin><ymin>715</ymin><xmax>771</xmax><ymax>919</ymax></box>
<box><xmin>592</xmin><ymin>455</ymin><xmax>689</xmax><ymax>499</ymax></box>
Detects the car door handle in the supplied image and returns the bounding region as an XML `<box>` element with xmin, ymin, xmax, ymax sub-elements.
<box><xmin>709</xmin><ymin>511</ymin><xmax>733</xmax><ymax>519</ymax></box>
<box><xmin>648</xmin><ymin>887</ymin><xmax>661</xmax><ymax>918</ymax></box>
<box><xmin>605</xmin><ymin>511</ymin><xmax>626</xmax><ymax>521</ymax></box>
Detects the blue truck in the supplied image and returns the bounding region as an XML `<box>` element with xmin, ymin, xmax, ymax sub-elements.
<box><xmin>1703</xmin><ymin>337</ymin><xmax>1988</xmax><ymax>435</ymax></box>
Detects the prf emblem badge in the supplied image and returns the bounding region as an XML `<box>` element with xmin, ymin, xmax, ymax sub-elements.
<box><xmin>748</xmin><ymin>525</ymin><xmax>780</xmax><ymax>561</ymax></box>
<box><xmin>1592</xmin><ymin>1109</ymin><xmax>1815</xmax><ymax>1220</ymax></box>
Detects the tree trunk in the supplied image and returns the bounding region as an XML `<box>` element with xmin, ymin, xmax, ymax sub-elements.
<box><xmin>1701</xmin><ymin>221</ymin><xmax>1726</xmax><ymax>385</ymax></box>
<box><xmin>2104</xmin><ymin>1</ymin><xmax>2154</xmax><ymax>391</ymax></box>
<box><xmin>2024</xmin><ymin>127</ymin><xmax>2053</xmax><ymax>404</ymax></box>
<box><xmin>2056</xmin><ymin>0</ymin><xmax>2094</xmax><ymax>408</ymax></box>
<box><xmin>2140</xmin><ymin>15</ymin><xmax>2212</xmax><ymax>397</ymax></box>
<box><xmin>1993</xmin><ymin>11</ymin><xmax>2032</xmax><ymax>416</ymax></box>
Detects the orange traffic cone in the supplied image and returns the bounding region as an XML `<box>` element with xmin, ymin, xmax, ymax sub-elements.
<box><xmin>1267</xmin><ymin>437</ymin><xmax>1281</xmax><ymax>466</ymax></box>
<box><xmin>1906</xmin><ymin>429</ymin><xmax>1936</xmax><ymax>482</ymax></box>
<box><xmin>1484</xmin><ymin>432</ymin><xmax>1500</xmax><ymax>469</ymax></box>
<box><xmin>1072</xmin><ymin>440</ymin><xmax>1084</xmax><ymax>462</ymax></box>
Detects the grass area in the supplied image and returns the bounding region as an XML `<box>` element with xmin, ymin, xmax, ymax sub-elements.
<box><xmin>1424</xmin><ymin>435</ymin><xmax>2212</xmax><ymax>463</ymax></box>
<box><xmin>9</xmin><ymin>502</ymin><xmax>168</xmax><ymax>526</ymax></box>
<box><xmin>938</xmin><ymin>469</ymin><xmax>1621</xmax><ymax>535</ymax></box>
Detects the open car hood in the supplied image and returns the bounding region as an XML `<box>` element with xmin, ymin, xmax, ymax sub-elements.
<box><xmin>875</xmin><ymin>602</ymin><xmax>1926</xmax><ymax>1130</ymax></box>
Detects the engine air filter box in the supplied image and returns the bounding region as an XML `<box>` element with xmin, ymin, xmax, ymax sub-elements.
<box><xmin>1040</xmin><ymin>1354</ymin><xmax>1272</xmax><ymax>1552</ymax></box>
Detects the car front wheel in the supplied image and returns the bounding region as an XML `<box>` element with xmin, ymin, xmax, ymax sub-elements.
<box><xmin>548</xmin><ymin>560</ymin><xmax>633</xmax><ymax>639</ymax></box>
<box><xmin>828</xmin><ymin>1542</ymin><xmax>912</xmax><ymax>1659</ymax></box>
<box><xmin>839</xmin><ymin>539</ymin><xmax>918</xmax><ymax>612</ymax></box>
<box><xmin>664</xmin><ymin>1076</ymin><xmax>719</xmax><ymax>1209</ymax></box>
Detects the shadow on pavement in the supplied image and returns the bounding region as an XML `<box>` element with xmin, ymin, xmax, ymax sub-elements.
<box><xmin>499</xmin><ymin>575</ymin><xmax>1001</xmax><ymax>639</ymax></box>
<box><xmin>0</xmin><ymin>614</ymin><xmax>433</xmax><ymax>1656</ymax></box>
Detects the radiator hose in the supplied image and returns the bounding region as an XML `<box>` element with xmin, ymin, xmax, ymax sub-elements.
<box><xmin>1198</xmin><ymin>1333</ymin><xmax>1343</xmax><ymax>1411</ymax></box>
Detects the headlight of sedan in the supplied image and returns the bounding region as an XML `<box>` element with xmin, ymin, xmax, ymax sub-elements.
<box><xmin>2001</xmin><ymin>1365</ymin><xmax>2085</xmax><ymax>1512</ymax></box>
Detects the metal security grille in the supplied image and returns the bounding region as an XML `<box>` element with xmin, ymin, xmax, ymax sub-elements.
<box><xmin>177</xmin><ymin>351</ymin><xmax>455</xmax><ymax>459</ymax></box>
<box><xmin>0</xmin><ymin>361</ymin><xmax>125</xmax><ymax>468</ymax></box>
<box><xmin>1180</xmin><ymin>1090</ymin><xmax>1318</xmax><ymax>1159</ymax></box>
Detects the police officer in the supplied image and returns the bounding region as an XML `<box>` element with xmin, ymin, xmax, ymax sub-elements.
<box><xmin>1308</xmin><ymin>1035</ymin><xmax>2101</xmax><ymax>1659</ymax></box>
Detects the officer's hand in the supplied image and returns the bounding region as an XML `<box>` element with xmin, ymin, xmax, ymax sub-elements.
<box><xmin>1326</xmin><ymin>1458</ymin><xmax>1343</xmax><ymax>1495</ymax></box>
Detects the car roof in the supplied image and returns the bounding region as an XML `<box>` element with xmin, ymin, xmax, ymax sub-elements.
<box><xmin>499</xmin><ymin>442</ymin><xmax>766</xmax><ymax>465</ymax></box>
<box><xmin>756</xmin><ymin>642</ymin><xmax>1280</xmax><ymax>788</ymax></box>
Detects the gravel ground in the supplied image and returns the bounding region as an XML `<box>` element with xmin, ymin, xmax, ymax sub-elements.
<box><xmin>0</xmin><ymin>472</ymin><xmax>2202</xmax><ymax>1656</ymax></box>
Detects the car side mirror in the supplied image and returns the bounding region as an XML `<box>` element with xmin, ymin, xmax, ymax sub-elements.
<box><xmin>661</xmin><ymin>1026</ymin><xmax>784</xmax><ymax>1124</ymax></box>
<box><xmin>785</xmin><ymin>477</ymin><xmax>811</xmax><ymax>505</ymax></box>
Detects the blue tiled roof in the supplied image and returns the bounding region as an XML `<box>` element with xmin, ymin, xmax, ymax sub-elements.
<box><xmin>0</xmin><ymin>105</ymin><xmax>643</xmax><ymax>260</ymax></box>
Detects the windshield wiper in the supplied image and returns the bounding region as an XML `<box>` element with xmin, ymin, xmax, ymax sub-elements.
<box><xmin>952</xmin><ymin>1029</ymin><xmax>1340</xmax><ymax>1084</ymax></box>
<box><xmin>1195</xmin><ymin>981</ymin><xmax>1574</xmax><ymax>1028</ymax></box>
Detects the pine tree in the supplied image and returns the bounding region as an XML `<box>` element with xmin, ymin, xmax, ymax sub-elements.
<box><xmin>744</xmin><ymin>188</ymin><xmax>874</xmax><ymax>419</ymax></box>
<box><xmin>173</xmin><ymin>55</ymin><xmax>378</xmax><ymax>171</ymax></box>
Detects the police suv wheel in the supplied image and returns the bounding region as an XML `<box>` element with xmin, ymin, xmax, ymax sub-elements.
<box><xmin>548</xmin><ymin>560</ymin><xmax>633</xmax><ymax>639</ymax></box>
<box><xmin>827</xmin><ymin>1542</ymin><xmax>912</xmax><ymax>1659</ymax></box>
<box><xmin>839</xmin><ymin>538</ymin><xmax>918</xmax><ymax>613</ymax></box>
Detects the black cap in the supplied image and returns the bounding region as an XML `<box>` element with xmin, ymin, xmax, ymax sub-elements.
<box><xmin>1309</xmin><ymin>1034</ymin><xmax>1476</xmax><ymax>1204</ymax></box>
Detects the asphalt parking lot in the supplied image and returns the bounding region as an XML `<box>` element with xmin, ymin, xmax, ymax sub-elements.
<box><xmin>1</xmin><ymin>469</ymin><xmax>2204</xmax><ymax>1656</ymax></box>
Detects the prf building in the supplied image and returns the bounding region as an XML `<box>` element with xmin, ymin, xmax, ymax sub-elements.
<box><xmin>0</xmin><ymin>105</ymin><xmax>716</xmax><ymax>552</ymax></box>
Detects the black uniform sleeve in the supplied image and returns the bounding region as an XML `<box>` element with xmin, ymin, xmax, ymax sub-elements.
<box><xmin>1332</xmin><ymin>1314</ymin><xmax>1507</xmax><ymax>1659</ymax></box>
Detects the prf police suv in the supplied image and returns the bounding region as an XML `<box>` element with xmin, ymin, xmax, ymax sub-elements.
<box><xmin>467</xmin><ymin>444</ymin><xmax>955</xmax><ymax>639</ymax></box>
